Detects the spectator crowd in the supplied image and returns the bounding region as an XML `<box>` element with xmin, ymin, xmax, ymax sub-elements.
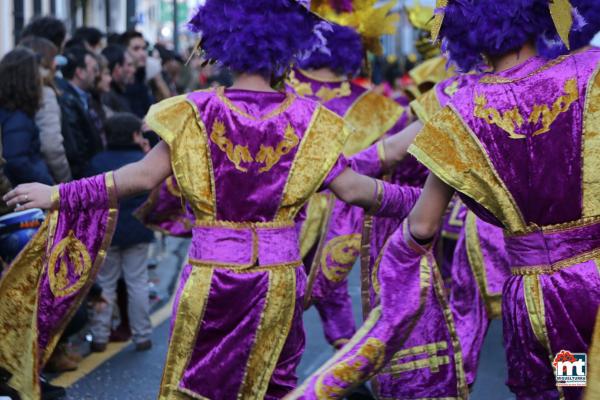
<box><xmin>0</xmin><ymin>16</ymin><xmax>231</xmax><ymax>400</ymax></box>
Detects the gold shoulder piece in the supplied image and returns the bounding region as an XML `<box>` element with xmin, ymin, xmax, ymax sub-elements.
<box><xmin>409</xmin><ymin>105</ymin><xmax>526</xmax><ymax>233</ymax></box>
<box><xmin>343</xmin><ymin>91</ymin><xmax>405</xmax><ymax>155</ymax></box>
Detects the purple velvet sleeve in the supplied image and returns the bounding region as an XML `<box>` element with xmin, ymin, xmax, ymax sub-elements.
<box><xmin>349</xmin><ymin>144</ymin><xmax>383</xmax><ymax>177</ymax></box>
<box><xmin>320</xmin><ymin>155</ymin><xmax>349</xmax><ymax>191</ymax></box>
<box><xmin>371</xmin><ymin>181</ymin><xmax>421</xmax><ymax>219</ymax></box>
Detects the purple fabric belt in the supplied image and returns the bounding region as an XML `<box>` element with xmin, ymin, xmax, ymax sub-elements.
<box><xmin>504</xmin><ymin>219</ymin><xmax>600</xmax><ymax>274</ymax></box>
<box><xmin>188</xmin><ymin>222</ymin><xmax>302</xmax><ymax>268</ymax></box>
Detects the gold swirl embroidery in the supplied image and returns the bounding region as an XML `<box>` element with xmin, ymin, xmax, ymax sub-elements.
<box><xmin>320</xmin><ymin>234</ymin><xmax>362</xmax><ymax>283</ymax></box>
<box><xmin>287</xmin><ymin>70</ymin><xmax>314</xmax><ymax>97</ymax></box>
<box><xmin>209</xmin><ymin>120</ymin><xmax>299</xmax><ymax>173</ymax></box>
<box><xmin>255</xmin><ymin>123</ymin><xmax>300</xmax><ymax>173</ymax></box>
<box><xmin>315</xmin><ymin>82</ymin><xmax>352</xmax><ymax>102</ymax></box>
<box><xmin>47</xmin><ymin>231</ymin><xmax>92</xmax><ymax>298</ymax></box>
<box><xmin>315</xmin><ymin>337</ymin><xmax>386</xmax><ymax>399</ymax></box>
<box><xmin>474</xmin><ymin>78</ymin><xmax>579</xmax><ymax>139</ymax></box>
<box><xmin>443</xmin><ymin>80</ymin><xmax>459</xmax><ymax>97</ymax></box>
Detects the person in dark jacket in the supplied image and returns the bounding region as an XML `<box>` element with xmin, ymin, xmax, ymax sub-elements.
<box><xmin>0</xmin><ymin>48</ymin><xmax>53</xmax><ymax>186</ymax></box>
<box><xmin>59</xmin><ymin>46</ymin><xmax>104</xmax><ymax>178</ymax></box>
<box><xmin>119</xmin><ymin>31</ymin><xmax>155</xmax><ymax>118</ymax></box>
<box><xmin>86</xmin><ymin>112</ymin><xmax>154</xmax><ymax>352</ymax></box>
<box><xmin>101</xmin><ymin>45</ymin><xmax>135</xmax><ymax>114</ymax></box>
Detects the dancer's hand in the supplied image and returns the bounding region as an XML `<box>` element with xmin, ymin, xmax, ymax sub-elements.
<box><xmin>3</xmin><ymin>183</ymin><xmax>54</xmax><ymax>211</ymax></box>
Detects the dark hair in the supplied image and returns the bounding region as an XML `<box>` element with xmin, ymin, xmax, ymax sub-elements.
<box><xmin>62</xmin><ymin>47</ymin><xmax>93</xmax><ymax>80</ymax></box>
<box><xmin>73</xmin><ymin>27</ymin><xmax>104</xmax><ymax>47</ymax></box>
<box><xmin>106</xmin><ymin>33</ymin><xmax>121</xmax><ymax>46</ymax></box>
<box><xmin>20</xmin><ymin>16</ymin><xmax>66</xmax><ymax>50</ymax></box>
<box><xmin>18</xmin><ymin>36</ymin><xmax>57</xmax><ymax>70</ymax></box>
<box><xmin>119</xmin><ymin>31</ymin><xmax>145</xmax><ymax>48</ymax></box>
<box><xmin>101</xmin><ymin>45</ymin><xmax>126</xmax><ymax>73</ymax></box>
<box><xmin>105</xmin><ymin>112</ymin><xmax>142</xmax><ymax>147</ymax></box>
<box><xmin>0</xmin><ymin>48</ymin><xmax>42</xmax><ymax>117</ymax></box>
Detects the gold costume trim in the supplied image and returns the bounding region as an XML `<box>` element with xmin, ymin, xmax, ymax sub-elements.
<box><xmin>287</xmin><ymin>70</ymin><xmax>315</xmax><ymax>97</ymax></box>
<box><xmin>409</xmin><ymin>105</ymin><xmax>527</xmax><ymax>234</ymax></box>
<box><xmin>510</xmin><ymin>248</ymin><xmax>600</xmax><ymax>276</ymax></box>
<box><xmin>388</xmin><ymin>355</ymin><xmax>450</xmax><ymax>375</ymax></box>
<box><xmin>376</xmin><ymin>141</ymin><xmax>386</xmax><ymax>167</ymax></box>
<box><xmin>43</xmin><ymin>172</ymin><xmax>119</xmax><ymax>367</ymax></box>
<box><xmin>390</xmin><ymin>341</ymin><xmax>448</xmax><ymax>361</ymax></box>
<box><xmin>585</xmin><ymin>307</ymin><xmax>600</xmax><ymax>399</ymax></box>
<box><xmin>238</xmin><ymin>266</ymin><xmax>297</xmax><ymax>399</ymax></box>
<box><xmin>188</xmin><ymin>258</ymin><xmax>302</xmax><ymax>273</ymax></box>
<box><xmin>360</xmin><ymin>215</ymin><xmax>375</xmax><ymax>319</ymax></box>
<box><xmin>166</xmin><ymin>176</ymin><xmax>183</xmax><ymax>198</ymax></box>
<box><xmin>276</xmin><ymin>105</ymin><xmax>351</xmax><ymax>221</ymax></box>
<box><xmin>474</xmin><ymin>78</ymin><xmax>579</xmax><ymax>140</ymax></box>
<box><xmin>505</xmin><ymin>215</ymin><xmax>600</xmax><ymax>236</ymax></box>
<box><xmin>304</xmin><ymin>193</ymin><xmax>336</xmax><ymax>307</ymax></box>
<box><xmin>431</xmin><ymin>257</ymin><xmax>468</xmax><ymax>398</ymax></box>
<box><xmin>367</xmin><ymin>179</ymin><xmax>384</xmax><ymax>215</ymax></box>
<box><xmin>410</xmin><ymin>89</ymin><xmax>442</xmax><ymax>124</ymax></box>
<box><xmin>159</xmin><ymin>267</ymin><xmax>214</xmax><ymax>400</ymax></box>
<box><xmin>145</xmin><ymin>94</ymin><xmax>215</xmax><ymax>222</ymax></box>
<box><xmin>296</xmin><ymin>69</ymin><xmax>347</xmax><ymax>83</ymax></box>
<box><xmin>465</xmin><ymin>212</ymin><xmax>502</xmax><ymax>318</ymax></box>
<box><xmin>299</xmin><ymin>193</ymin><xmax>330</xmax><ymax>258</ymax></box>
<box><xmin>343</xmin><ymin>91</ymin><xmax>405</xmax><ymax>156</ymax></box>
<box><xmin>582</xmin><ymin>63</ymin><xmax>600</xmax><ymax>218</ymax></box>
<box><xmin>479</xmin><ymin>54</ymin><xmax>572</xmax><ymax>84</ymax></box>
<box><xmin>216</xmin><ymin>86</ymin><xmax>296</xmax><ymax>121</ymax></box>
<box><xmin>287</xmin><ymin>307</ymin><xmax>384</xmax><ymax>400</ymax></box>
<box><xmin>320</xmin><ymin>233</ymin><xmax>362</xmax><ymax>283</ymax></box>
<box><xmin>523</xmin><ymin>275</ymin><xmax>564</xmax><ymax>399</ymax></box>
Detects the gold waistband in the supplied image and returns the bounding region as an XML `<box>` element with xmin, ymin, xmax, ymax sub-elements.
<box><xmin>188</xmin><ymin>257</ymin><xmax>302</xmax><ymax>272</ymax></box>
<box><xmin>511</xmin><ymin>248</ymin><xmax>600</xmax><ymax>275</ymax></box>
<box><xmin>194</xmin><ymin>220</ymin><xmax>296</xmax><ymax>230</ymax></box>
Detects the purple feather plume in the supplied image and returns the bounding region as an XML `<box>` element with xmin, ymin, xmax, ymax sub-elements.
<box><xmin>299</xmin><ymin>24</ymin><xmax>363</xmax><ymax>76</ymax></box>
<box><xmin>187</xmin><ymin>0</ymin><xmax>329</xmax><ymax>78</ymax></box>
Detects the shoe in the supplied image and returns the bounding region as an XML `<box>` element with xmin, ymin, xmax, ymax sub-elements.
<box><xmin>135</xmin><ymin>340</ymin><xmax>152</xmax><ymax>352</ymax></box>
<box><xmin>65</xmin><ymin>344</ymin><xmax>83</xmax><ymax>363</ymax></box>
<box><xmin>40</xmin><ymin>376</ymin><xmax>66</xmax><ymax>400</ymax></box>
<box><xmin>90</xmin><ymin>342</ymin><xmax>107</xmax><ymax>353</ymax></box>
<box><xmin>43</xmin><ymin>344</ymin><xmax>78</xmax><ymax>373</ymax></box>
<box><xmin>109</xmin><ymin>324</ymin><xmax>132</xmax><ymax>342</ymax></box>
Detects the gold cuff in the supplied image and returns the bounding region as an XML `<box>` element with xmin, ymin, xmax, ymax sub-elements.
<box><xmin>367</xmin><ymin>179</ymin><xmax>384</xmax><ymax>215</ymax></box>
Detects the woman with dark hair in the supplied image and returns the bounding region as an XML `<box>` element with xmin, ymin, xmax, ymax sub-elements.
<box><xmin>20</xmin><ymin>36</ymin><xmax>73</xmax><ymax>183</ymax></box>
<box><xmin>0</xmin><ymin>47</ymin><xmax>53</xmax><ymax>186</ymax></box>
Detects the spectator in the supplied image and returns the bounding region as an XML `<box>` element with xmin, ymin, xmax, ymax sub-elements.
<box><xmin>89</xmin><ymin>54</ymin><xmax>111</xmax><ymax>146</ymax></box>
<box><xmin>86</xmin><ymin>113</ymin><xmax>154</xmax><ymax>353</ymax></box>
<box><xmin>59</xmin><ymin>46</ymin><xmax>104</xmax><ymax>178</ymax></box>
<box><xmin>0</xmin><ymin>48</ymin><xmax>53</xmax><ymax>186</ymax></box>
<box><xmin>159</xmin><ymin>48</ymin><xmax>184</xmax><ymax>96</ymax></box>
<box><xmin>119</xmin><ymin>31</ymin><xmax>155</xmax><ymax>117</ymax></box>
<box><xmin>20</xmin><ymin>16</ymin><xmax>67</xmax><ymax>52</ymax></box>
<box><xmin>101</xmin><ymin>45</ymin><xmax>135</xmax><ymax>113</ymax></box>
<box><xmin>19</xmin><ymin>36</ymin><xmax>73</xmax><ymax>183</ymax></box>
<box><xmin>72</xmin><ymin>27</ymin><xmax>105</xmax><ymax>54</ymax></box>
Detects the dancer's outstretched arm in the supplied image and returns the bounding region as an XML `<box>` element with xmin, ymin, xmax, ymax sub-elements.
<box><xmin>3</xmin><ymin>141</ymin><xmax>173</xmax><ymax>211</ymax></box>
<box><xmin>328</xmin><ymin>167</ymin><xmax>421</xmax><ymax>218</ymax></box>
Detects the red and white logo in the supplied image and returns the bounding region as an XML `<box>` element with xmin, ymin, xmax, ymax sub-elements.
<box><xmin>553</xmin><ymin>350</ymin><xmax>587</xmax><ymax>387</ymax></box>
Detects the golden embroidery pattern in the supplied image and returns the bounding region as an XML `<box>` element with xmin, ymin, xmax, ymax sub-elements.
<box><xmin>315</xmin><ymin>82</ymin><xmax>352</xmax><ymax>102</ymax></box>
<box><xmin>320</xmin><ymin>234</ymin><xmax>362</xmax><ymax>283</ymax></box>
<box><xmin>210</xmin><ymin>119</ymin><xmax>299</xmax><ymax>173</ymax></box>
<box><xmin>315</xmin><ymin>337</ymin><xmax>386</xmax><ymax>399</ymax></box>
<box><xmin>287</xmin><ymin>70</ymin><xmax>314</xmax><ymax>97</ymax></box>
<box><xmin>443</xmin><ymin>80</ymin><xmax>460</xmax><ymax>97</ymax></box>
<box><xmin>47</xmin><ymin>231</ymin><xmax>92</xmax><ymax>298</ymax></box>
<box><xmin>474</xmin><ymin>78</ymin><xmax>579</xmax><ymax>139</ymax></box>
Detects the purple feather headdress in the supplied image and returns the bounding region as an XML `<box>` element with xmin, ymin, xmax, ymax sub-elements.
<box><xmin>187</xmin><ymin>0</ymin><xmax>330</xmax><ymax>78</ymax></box>
<box><xmin>437</xmin><ymin>0</ymin><xmax>586</xmax><ymax>72</ymax></box>
<box><xmin>298</xmin><ymin>24</ymin><xmax>364</xmax><ymax>76</ymax></box>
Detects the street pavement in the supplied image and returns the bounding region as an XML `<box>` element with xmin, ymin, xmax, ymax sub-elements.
<box><xmin>61</xmin><ymin>242</ymin><xmax>514</xmax><ymax>399</ymax></box>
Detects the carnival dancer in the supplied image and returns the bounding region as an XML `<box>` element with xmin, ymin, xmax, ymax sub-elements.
<box><xmin>288</xmin><ymin>0</ymin><xmax>422</xmax><ymax>352</ymax></box>
<box><xmin>0</xmin><ymin>1</ymin><xmax>423</xmax><ymax>399</ymax></box>
<box><xmin>288</xmin><ymin>0</ymin><xmax>600</xmax><ymax>399</ymax></box>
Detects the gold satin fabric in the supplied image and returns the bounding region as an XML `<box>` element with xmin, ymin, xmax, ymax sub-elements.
<box><xmin>585</xmin><ymin>309</ymin><xmax>600</xmax><ymax>399</ymax></box>
<box><xmin>410</xmin><ymin>89</ymin><xmax>442</xmax><ymax>125</ymax></box>
<box><xmin>582</xmin><ymin>64</ymin><xmax>600</xmax><ymax>218</ymax></box>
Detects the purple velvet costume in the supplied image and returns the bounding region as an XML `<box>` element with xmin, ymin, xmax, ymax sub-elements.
<box><xmin>288</xmin><ymin>68</ymin><xmax>413</xmax><ymax>349</ymax></box>
<box><xmin>407</xmin><ymin>49</ymin><xmax>600</xmax><ymax>399</ymax></box>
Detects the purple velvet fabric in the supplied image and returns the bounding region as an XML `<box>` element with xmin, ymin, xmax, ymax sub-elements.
<box><xmin>136</xmin><ymin>177</ymin><xmax>193</xmax><ymax>237</ymax></box>
<box><xmin>37</xmin><ymin>174</ymin><xmax>116</xmax><ymax>352</ymax></box>
<box><xmin>187</xmin><ymin>89</ymin><xmax>347</xmax><ymax>222</ymax></box>
<box><xmin>438</xmin><ymin>48</ymin><xmax>600</xmax><ymax>398</ymax></box>
<box><xmin>451</xmin><ymin>50</ymin><xmax>600</xmax><ymax>226</ymax></box>
<box><xmin>449</xmin><ymin>214</ymin><xmax>510</xmax><ymax>386</ymax></box>
<box><xmin>290</xmin><ymin>221</ymin><xmax>467</xmax><ymax>399</ymax></box>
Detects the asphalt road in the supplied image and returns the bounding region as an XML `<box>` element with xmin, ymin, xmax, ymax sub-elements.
<box><xmin>61</xmin><ymin>246</ymin><xmax>514</xmax><ymax>399</ymax></box>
